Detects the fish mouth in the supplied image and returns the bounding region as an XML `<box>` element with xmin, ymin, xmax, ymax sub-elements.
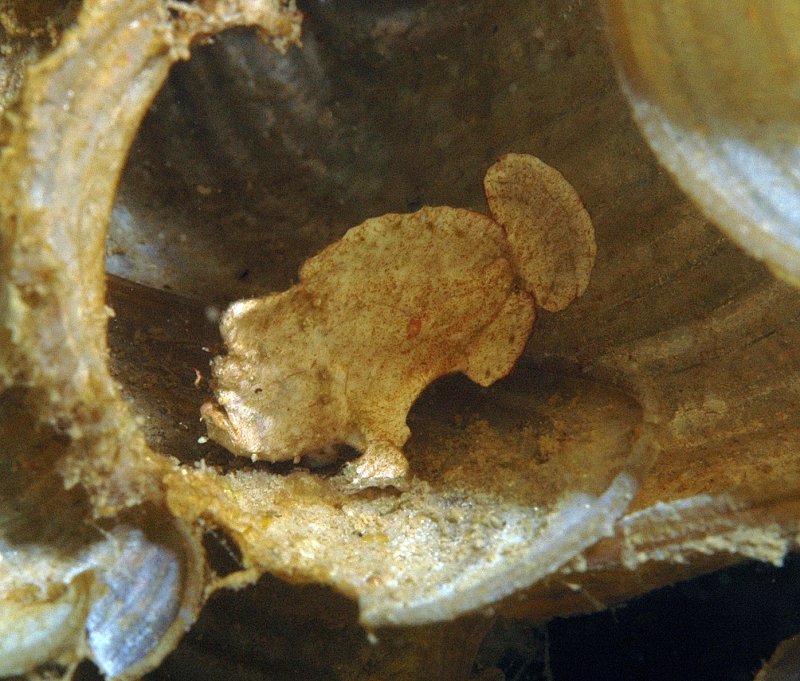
<box><xmin>200</xmin><ymin>400</ymin><xmax>245</xmax><ymax>458</ymax></box>
<box><xmin>200</xmin><ymin>399</ymin><xmax>281</xmax><ymax>462</ymax></box>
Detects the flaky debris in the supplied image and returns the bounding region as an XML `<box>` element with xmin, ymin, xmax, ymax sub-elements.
<box><xmin>202</xmin><ymin>155</ymin><xmax>594</xmax><ymax>485</ymax></box>
<box><xmin>484</xmin><ymin>153</ymin><xmax>596</xmax><ymax>312</ymax></box>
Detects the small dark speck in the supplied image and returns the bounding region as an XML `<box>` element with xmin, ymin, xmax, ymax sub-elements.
<box><xmin>254</xmin><ymin>388</ymin><xmax>263</xmax><ymax>394</ymax></box>
<box><xmin>238</xmin><ymin>269</ymin><xmax>251</xmax><ymax>281</ymax></box>
<box><xmin>406</xmin><ymin>197</ymin><xmax>423</xmax><ymax>211</ymax></box>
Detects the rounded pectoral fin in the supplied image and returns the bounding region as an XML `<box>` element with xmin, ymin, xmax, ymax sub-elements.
<box><xmin>341</xmin><ymin>441</ymin><xmax>410</xmax><ymax>489</ymax></box>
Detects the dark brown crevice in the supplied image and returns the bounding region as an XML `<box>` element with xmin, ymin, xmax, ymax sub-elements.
<box><xmin>0</xmin><ymin>387</ymin><xmax>98</xmax><ymax>551</ymax></box>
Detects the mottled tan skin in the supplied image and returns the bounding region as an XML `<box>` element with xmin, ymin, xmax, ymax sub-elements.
<box><xmin>202</xmin><ymin>154</ymin><xmax>595</xmax><ymax>486</ymax></box>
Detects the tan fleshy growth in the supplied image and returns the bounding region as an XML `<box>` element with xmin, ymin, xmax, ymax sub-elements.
<box><xmin>202</xmin><ymin>156</ymin><xmax>594</xmax><ymax>485</ymax></box>
<box><xmin>484</xmin><ymin>153</ymin><xmax>596</xmax><ymax>312</ymax></box>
